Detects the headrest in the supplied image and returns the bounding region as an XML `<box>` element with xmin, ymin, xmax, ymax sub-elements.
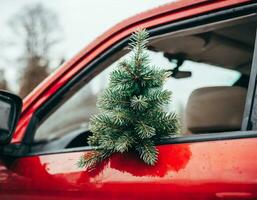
<box><xmin>185</xmin><ymin>86</ymin><xmax>247</xmax><ymax>133</ymax></box>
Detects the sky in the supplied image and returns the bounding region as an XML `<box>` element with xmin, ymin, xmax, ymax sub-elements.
<box><xmin>0</xmin><ymin>0</ymin><xmax>174</xmax><ymax>91</ymax></box>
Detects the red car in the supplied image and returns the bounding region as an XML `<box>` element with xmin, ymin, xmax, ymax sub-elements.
<box><xmin>0</xmin><ymin>0</ymin><xmax>257</xmax><ymax>199</ymax></box>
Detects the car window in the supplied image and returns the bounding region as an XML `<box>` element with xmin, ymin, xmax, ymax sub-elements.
<box><xmin>34</xmin><ymin>50</ymin><xmax>241</xmax><ymax>142</ymax></box>
<box><xmin>34</xmin><ymin>16</ymin><xmax>257</xmax><ymax>145</ymax></box>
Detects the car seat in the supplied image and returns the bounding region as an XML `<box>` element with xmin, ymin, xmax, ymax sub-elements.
<box><xmin>185</xmin><ymin>86</ymin><xmax>247</xmax><ymax>133</ymax></box>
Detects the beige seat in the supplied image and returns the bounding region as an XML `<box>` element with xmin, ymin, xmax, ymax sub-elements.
<box><xmin>185</xmin><ymin>86</ymin><xmax>247</xmax><ymax>134</ymax></box>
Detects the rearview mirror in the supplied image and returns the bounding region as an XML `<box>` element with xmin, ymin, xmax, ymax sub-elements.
<box><xmin>0</xmin><ymin>90</ymin><xmax>22</xmax><ymax>145</ymax></box>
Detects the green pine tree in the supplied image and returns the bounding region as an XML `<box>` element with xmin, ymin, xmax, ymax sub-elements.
<box><xmin>78</xmin><ymin>29</ymin><xmax>179</xmax><ymax>169</ymax></box>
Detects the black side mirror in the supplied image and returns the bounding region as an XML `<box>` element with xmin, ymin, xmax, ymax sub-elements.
<box><xmin>0</xmin><ymin>90</ymin><xmax>22</xmax><ymax>145</ymax></box>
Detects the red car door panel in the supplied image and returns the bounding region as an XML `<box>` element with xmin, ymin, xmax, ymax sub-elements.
<box><xmin>0</xmin><ymin>138</ymin><xmax>256</xmax><ymax>199</ymax></box>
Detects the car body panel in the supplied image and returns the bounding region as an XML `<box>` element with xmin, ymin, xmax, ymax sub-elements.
<box><xmin>1</xmin><ymin>138</ymin><xmax>257</xmax><ymax>199</ymax></box>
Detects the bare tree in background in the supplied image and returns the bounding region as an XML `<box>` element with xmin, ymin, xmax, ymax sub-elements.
<box><xmin>0</xmin><ymin>69</ymin><xmax>8</xmax><ymax>90</ymax></box>
<box><xmin>0</xmin><ymin>41</ymin><xmax>10</xmax><ymax>91</ymax></box>
<box><xmin>9</xmin><ymin>3</ymin><xmax>61</xmax><ymax>98</ymax></box>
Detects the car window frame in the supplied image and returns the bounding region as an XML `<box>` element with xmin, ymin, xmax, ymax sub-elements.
<box><xmin>242</xmin><ymin>27</ymin><xmax>257</xmax><ymax>131</ymax></box>
<box><xmin>18</xmin><ymin>2</ymin><xmax>257</xmax><ymax>156</ymax></box>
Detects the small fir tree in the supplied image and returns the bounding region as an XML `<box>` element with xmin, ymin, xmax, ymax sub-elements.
<box><xmin>78</xmin><ymin>29</ymin><xmax>179</xmax><ymax>169</ymax></box>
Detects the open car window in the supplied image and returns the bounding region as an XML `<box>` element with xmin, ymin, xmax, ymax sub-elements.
<box><xmin>33</xmin><ymin>15</ymin><xmax>256</xmax><ymax>148</ymax></box>
<box><xmin>34</xmin><ymin>50</ymin><xmax>242</xmax><ymax>142</ymax></box>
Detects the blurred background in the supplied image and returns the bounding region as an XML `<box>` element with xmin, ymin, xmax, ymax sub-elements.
<box><xmin>0</xmin><ymin>0</ymin><xmax>172</xmax><ymax>97</ymax></box>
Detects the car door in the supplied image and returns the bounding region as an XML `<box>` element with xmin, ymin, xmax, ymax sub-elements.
<box><xmin>1</xmin><ymin>2</ymin><xmax>257</xmax><ymax>200</ymax></box>
<box><xmin>1</xmin><ymin>139</ymin><xmax>257</xmax><ymax>200</ymax></box>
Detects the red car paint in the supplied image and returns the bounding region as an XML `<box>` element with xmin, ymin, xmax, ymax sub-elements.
<box><xmin>0</xmin><ymin>0</ymin><xmax>257</xmax><ymax>199</ymax></box>
<box><xmin>1</xmin><ymin>139</ymin><xmax>257</xmax><ymax>199</ymax></box>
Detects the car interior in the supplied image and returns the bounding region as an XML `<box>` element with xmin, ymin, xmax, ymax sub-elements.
<box><xmin>148</xmin><ymin>14</ymin><xmax>256</xmax><ymax>134</ymax></box>
<box><xmin>31</xmin><ymin>14</ymin><xmax>257</xmax><ymax>152</ymax></box>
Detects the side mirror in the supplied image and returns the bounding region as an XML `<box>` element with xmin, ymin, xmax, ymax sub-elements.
<box><xmin>0</xmin><ymin>90</ymin><xmax>22</xmax><ymax>145</ymax></box>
